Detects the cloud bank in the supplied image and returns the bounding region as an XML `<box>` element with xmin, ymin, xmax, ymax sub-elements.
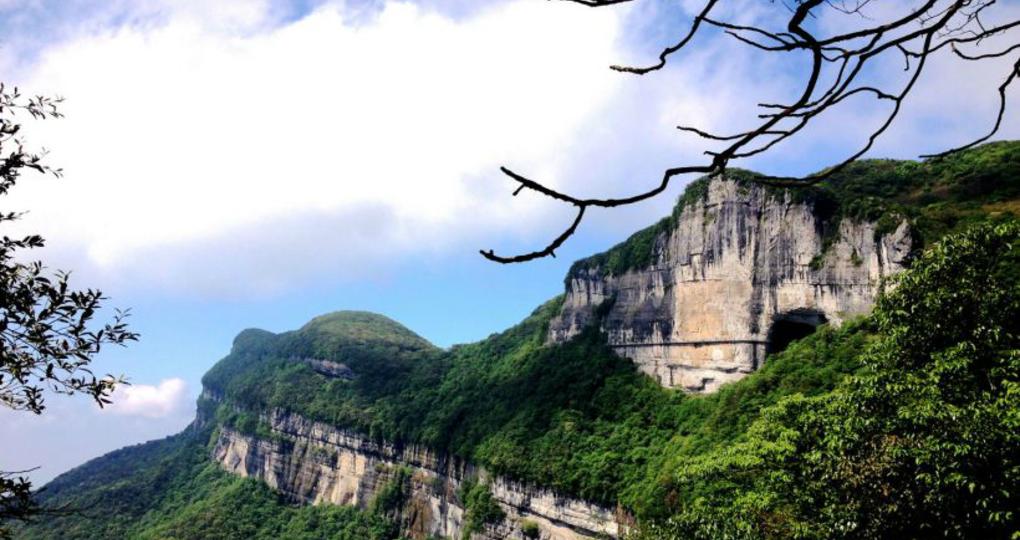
<box><xmin>105</xmin><ymin>378</ymin><xmax>189</xmax><ymax>418</ymax></box>
<box><xmin>4</xmin><ymin>0</ymin><xmax>626</xmax><ymax>296</ymax></box>
<box><xmin>2</xmin><ymin>0</ymin><xmax>1017</xmax><ymax>299</ymax></box>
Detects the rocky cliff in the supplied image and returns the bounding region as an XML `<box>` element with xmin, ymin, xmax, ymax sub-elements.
<box><xmin>549</xmin><ymin>175</ymin><xmax>913</xmax><ymax>393</ymax></box>
<box><xmin>20</xmin><ymin>142</ymin><xmax>1020</xmax><ymax>540</ymax></box>
<box><xmin>206</xmin><ymin>174</ymin><xmax>916</xmax><ymax>535</ymax></box>
<box><xmin>205</xmin><ymin>397</ymin><xmax>622</xmax><ymax>540</ymax></box>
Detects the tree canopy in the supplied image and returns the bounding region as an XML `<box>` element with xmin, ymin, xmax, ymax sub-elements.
<box><xmin>0</xmin><ymin>84</ymin><xmax>138</xmax><ymax>538</ymax></box>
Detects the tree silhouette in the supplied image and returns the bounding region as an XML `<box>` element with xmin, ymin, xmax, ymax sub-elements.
<box><xmin>481</xmin><ymin>0</ymin><xmax>1019</xmax><ymax>263</ymax></box>
<box><xmin>0</xmin><ymin>84</ymin><xmax>138</xmax><ymax>537</ymax></box>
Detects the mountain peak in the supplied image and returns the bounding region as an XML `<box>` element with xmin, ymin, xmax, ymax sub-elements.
<box><xmin>298</xmin><ymin>310</ymin><xmax>435</xmax><ymax>351</ymax></box>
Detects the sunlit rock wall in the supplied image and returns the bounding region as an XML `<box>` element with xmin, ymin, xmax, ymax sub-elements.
<box><xmin>210</xmin><ymin>407</ymin><xmax>623</xmax><ymax>540</ymax></box>
<box><xmin>549</xmin><ymin>176</ymin><xmax>912</xmax><ymax>393</ymax></box>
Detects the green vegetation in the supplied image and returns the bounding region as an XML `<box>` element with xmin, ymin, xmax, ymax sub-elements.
<box><xmin>197</xmin><ymin>296</ymin><xmax>868</xmax><ymax>517</ymax></box>
<box><xmin>15</xmin><ymin>429</ymin><xmax>398</xmax><ymax>540</ymax></box>
<box><xmin>458</xmin><ymin>477</ymin><xmax>505</xmax><ymax>539</ymax></box>
<box><xmin>16</xmin><ymin>147</ymin><xmax>1020</xmax><ymax>539</ymax></box>
<box><xmin>298</xmin><ymin>311</ymin><xmax>435</xmax><ymax>352</ymax></box>
<box><xmin>214</xmin><ymin>407</ymin><xmax>281</xmax><ymax>443</ymax></box>
<box><xmin>23</xmin><ymin>280</ymin><xmax>874</xmax><ymax>539</ymax></box>
<box><xmin>569</xmin><ymin>141</ymin><xmax>1020</xmax><ymax>279</ymax></box>
<box><xmin>815</xmin><ymin>140</ymin><xmax>1020</xmax><ymax>249</ymax></box>
<box><xmin>370</xmin><ymin>466</ymin><xmax>411</xmax><ymax>516</ymax></box>
<box><xmin>0</xmin><ymin>87</ymin><xmax>139</xmax><ymax>539</ymax></box>
<box><xmin>520</xmin><ymin>519</ymin><xmax>540</xmax><ymax>538</ymax></box>
<box><xmin>632</xmin><ymin>221</ymin><xmax>1020</xmax><ymax>539</ymax></box>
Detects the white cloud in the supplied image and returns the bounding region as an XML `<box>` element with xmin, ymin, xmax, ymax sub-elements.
<box><xmin>3</xmin><ymin>0</ymin><xmax>626</xmax><ymax>296</ymax></box>
<box><xmin>3</xmin><ymin>0</ymin><xmax>1016</xmax><ymax>300</ymax></box>
<box><xmin>0</xmin><ymin>385</ymin><xmax>195</xmax><ymax>485</ymax></box>
<box><xmin>104</xmin><ymin>378</ymin><xmax>189</xmax><ymax>418</ymax></box>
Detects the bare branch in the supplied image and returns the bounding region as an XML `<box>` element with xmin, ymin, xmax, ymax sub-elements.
<box><xmin>922</xmin><ymin>55</ymin><xmax>1020</xmax><ymax>158</ymax></box>
<box><xmin>480</xmin><ymin>206</ymin><xmax>586</xmax><ymax>263</ymax></box>
<box><xmin>611</xmin><ymin>0</ymin><xmax>720</xmax><ymax>75</ymax></box>
<box><xmin>483</xmin><ymin>0</ymin><xmax>1017</xmax><ymax>263</ymax></box>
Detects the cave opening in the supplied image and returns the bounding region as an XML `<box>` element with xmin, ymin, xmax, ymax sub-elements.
<box><xmin>766</xmin><ymin>310</ymin><xmax>827</xmax><ymax>357</ymax></box>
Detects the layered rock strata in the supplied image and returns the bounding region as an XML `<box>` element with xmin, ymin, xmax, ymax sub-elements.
<box><xmin>211</xmin><ymin>407</ymin><xmax>622</xmax><ymax>540</ymax></box>
<box><xmin>549</xmin><ymin>177</ymin><xmax>912</xmax><ymax>393</ymax></box>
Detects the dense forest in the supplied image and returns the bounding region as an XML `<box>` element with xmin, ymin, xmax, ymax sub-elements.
<box><xmin>16</xmin><ymin>142</ymin><xmax>1020</xmax><ymax>539</ymax></box>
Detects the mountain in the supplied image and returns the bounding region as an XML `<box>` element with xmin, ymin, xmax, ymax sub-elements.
<box><xmin>15</xmin><ymin>142</ymin><xmax>1020</xmax><ymax>540</ymax></box>
<box><xmin>552</xmin><ymin>171</ymin><xmax>911</xmax><ymax>392</ymax></box>
<box><xmin>553</xmin><ymin>141</ymin><xmax>1020</xmax><ymax>392</ymax></box>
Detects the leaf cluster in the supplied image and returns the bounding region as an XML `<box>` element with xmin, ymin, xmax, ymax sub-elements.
<box><xmin>0</xmin><ymin>83</ymin><xmax>137</xmax><ymax>536</ymax></box>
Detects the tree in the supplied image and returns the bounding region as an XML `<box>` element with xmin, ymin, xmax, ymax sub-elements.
<box><xmin>0</xmin><ymin>84</ymin><xmax>138</xmax><ymax>537</ymax></box>
<box><xmin>633</xmin><ymin>221</ymin><xmax>1020</xmax><ymax>539</ymax></box>
<box><xmin>480</xmin><ymin>0</ymin><xmax>1020</xmax><ymax>263</ymax></box>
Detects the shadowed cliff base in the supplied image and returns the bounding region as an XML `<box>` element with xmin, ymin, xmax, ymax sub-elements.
<box><xmin>766</xmin><ymin>310</ymin><xmax>827</xmax><ymax>357</ymax></box>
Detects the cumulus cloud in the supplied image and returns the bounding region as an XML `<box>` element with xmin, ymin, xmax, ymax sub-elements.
<box><xmin>3</xmin><ymin>0</ymin><xmax>626</xmax><ymax>296</ymax></box>
<box><xmin>104</xmin><ymin>378</ymin><xmax>189</xmax><ymax>418</ymax></box>
<box><xmin>2</xmin><ymin>0</ymin><xmax>1016</xmax><ymax>299</ymax></box>
<box><xmin>0</xmin><ymin>383</ymin><xmax>195</xmax><ymax>484</ymax></box>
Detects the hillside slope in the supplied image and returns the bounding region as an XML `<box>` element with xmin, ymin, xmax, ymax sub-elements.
<box><xmin>15</xmin><ymin>142</ymin><xmax>1020</xmax><ymax>540</ymax></box>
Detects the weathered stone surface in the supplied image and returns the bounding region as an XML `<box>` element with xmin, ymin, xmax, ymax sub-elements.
<box><xmin>210</xmin><ymin>407</ymin><xmax>623</xmax><ymax>539</ymax></box>
<box><xmin>549</xmin><ymin>176</ymin><xmax>912</xmax><ymax>393</ymax></box>
<box><xmin>304</xmin><ymin>358</ymin><xmax>355</xmax><ymax>380</ymax></box>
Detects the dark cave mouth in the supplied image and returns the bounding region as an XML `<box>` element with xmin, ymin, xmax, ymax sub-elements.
<box><xmin>766</xmin><ymin>311</ymin><xmax>827</xmax><ymax>356</ymax></box>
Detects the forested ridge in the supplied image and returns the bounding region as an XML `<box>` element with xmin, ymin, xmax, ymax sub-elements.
<box><xmin>17</xmin><ymin>142</ymin><xmax>1020</xmax><ymax>539</ymax></box>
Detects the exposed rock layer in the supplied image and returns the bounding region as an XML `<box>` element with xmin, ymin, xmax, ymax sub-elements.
<box><xmin>549</xmin><ymin>177</ymin><xmax>912</xmax><ymax>393</ymax></box>
<box><xmin>209</xmin><ymin>406</ymin><xmax>622</xmax><ymax>540</ymax></box>
<box><xmin>304</xmin><ymin>358</ymin><xmax>355</xmax><ymax>380</ymax></box>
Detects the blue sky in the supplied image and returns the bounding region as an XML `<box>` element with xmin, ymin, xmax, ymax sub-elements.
<box><xmin>2</xmin><ymin>0</ymin><xmax>1018</xmax><ymax>484</ymax></box>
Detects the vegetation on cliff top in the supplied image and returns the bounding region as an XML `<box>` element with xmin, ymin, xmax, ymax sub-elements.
<box><xmin>566</xmin><ymin>141</ymin><xmax>1020</xmax><ymax>280</ymax></box>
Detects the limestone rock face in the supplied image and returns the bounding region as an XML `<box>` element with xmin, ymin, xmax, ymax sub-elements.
<box><xmin>549</xmin><ymin>177</ymin><xmax>912</xmax><ymax>393</ymax></box>
<box><xmin>210</xmin><ymin>406</ymin><xmax>622</xmax><ymax>540</ymax></box>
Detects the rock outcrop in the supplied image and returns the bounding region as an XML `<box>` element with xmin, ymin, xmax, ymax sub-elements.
<box><xmin>210</xmin><ymin>406</ymin><xmax>622</xmax><ymax>540</ymax></box>
<box><xmin>549</xmin><ymin>176</ymin><xmax>913</xmax><ymax>393</ymax></box>
<box><xmin>304</xmin><ymin>358</ymin><xmax>356</xmax><ymax>380</ymax></box>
